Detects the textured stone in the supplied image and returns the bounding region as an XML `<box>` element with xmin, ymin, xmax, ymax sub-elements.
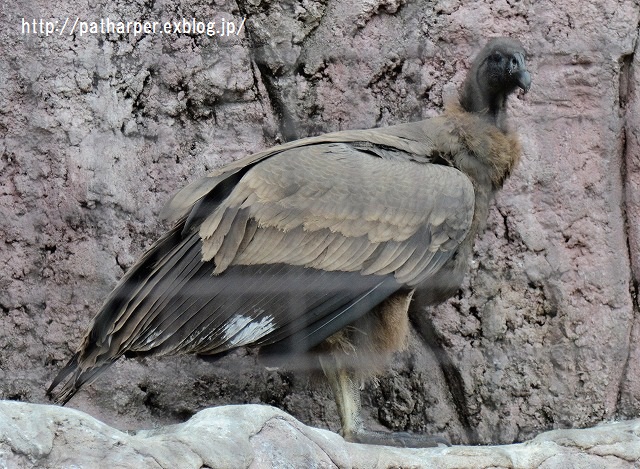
<box><xmin>1</xmin><ymin>401</ymin><xmax>639</xmax><ymax>469</ymax></box>
<box><xmin>1</xmin><ymin>0</ymin><xmax>640</xmax><ymax>451</ymax></box>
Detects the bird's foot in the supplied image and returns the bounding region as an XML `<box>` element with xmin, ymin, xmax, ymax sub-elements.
<box><xmin>343</xmin><ymin>429</ymin><xmax>450</xmax><ymax>448</ymax></box>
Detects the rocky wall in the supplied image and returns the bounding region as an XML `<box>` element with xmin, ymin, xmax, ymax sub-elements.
<box><xmin>1</xmin><ymin>0</ymin><xmax>639</xmax><ymax>446</ymax></box>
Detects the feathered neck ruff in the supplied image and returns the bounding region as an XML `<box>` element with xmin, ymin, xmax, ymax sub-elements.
<box><xmin>445</xmin><ymin>102</ymin><xmax>522</xmax><ymax>189</ymax></box>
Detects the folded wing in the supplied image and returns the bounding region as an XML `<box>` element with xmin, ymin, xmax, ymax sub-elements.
<box><xmin>49</xmin><ymin>129</ymin><xmax>475</xmax><ymax>404</ymax></box>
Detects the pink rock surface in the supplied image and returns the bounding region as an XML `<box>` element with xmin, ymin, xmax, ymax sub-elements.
<box><xmin>1</xmin><ymin>0</ymin><xmax>639</xmax><ymax>446</ymax></box>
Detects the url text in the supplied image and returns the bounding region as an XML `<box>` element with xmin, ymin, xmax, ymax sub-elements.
<box><xmin>21</xmin><ymin>17</ymin><xmax>246</xmax><ymax>37</ymax></box>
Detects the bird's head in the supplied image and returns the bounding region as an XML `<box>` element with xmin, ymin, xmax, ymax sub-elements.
<box><xmin>459</xmin><ymin>38</ymin><xmax>531</xmax><ymax>128</ymax></box>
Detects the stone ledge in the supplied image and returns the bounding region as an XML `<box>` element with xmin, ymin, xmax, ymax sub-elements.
<box><xmin>1</xmin><ymin>401</ymin><xmax>639</xmax><ymax>468</ymax></box>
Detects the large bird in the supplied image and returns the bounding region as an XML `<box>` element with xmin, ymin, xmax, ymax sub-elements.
<box><xmin>49</xmin><ymin>37</ymin><xmax>531</xmax><ymax>447</ymax></box>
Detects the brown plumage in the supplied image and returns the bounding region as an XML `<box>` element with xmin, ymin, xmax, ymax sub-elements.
<box><xmin>49</xmin><ymin>38</ymin><xmax>531</xmax><ymax>447</ymax></box>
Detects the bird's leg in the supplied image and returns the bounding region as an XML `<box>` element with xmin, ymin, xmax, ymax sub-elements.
<box><xmin>319</xmin><ymin>354</ymin><xmax>450</xmax><ymax>448</ymax></box>
<box><xmin>319</xmin><ymin>354</ymin><xmax>365</xmax><ymax>440</ymax></box>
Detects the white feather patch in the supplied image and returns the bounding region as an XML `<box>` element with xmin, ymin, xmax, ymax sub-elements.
<box><xmin>223</xmin><ymin>314</ymin><xmax>276</xmax><ymax>347</ymax></box>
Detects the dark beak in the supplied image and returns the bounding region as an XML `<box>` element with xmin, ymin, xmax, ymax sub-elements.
<box><xmin>514</xmin><ymin>69</ymin><xmax>531</xmax><ymax>93</ymax></box>
<box><xmin>510</xmin><ymin>52</ymin><xmax>531</xmax><ymax>93</ymax></box>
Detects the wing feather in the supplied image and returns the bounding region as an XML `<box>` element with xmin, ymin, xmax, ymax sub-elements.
<box><xmin>108</xmin><ymin>232</ymin><xmax>201</xmax><ymax>340</ymax></box>
<box><xmin>307</xmin><ymin>235</ymin><xmax>354</xmax><ymax>271</ymax></box>
<box><xmin>362</xmin><ymin>241</ymin><xmax>415</xmax><ymax>276</ymax></box>
<box><xmin>213</xmin><ymin>208</ymin><xmax>251</xmax><ymax>273</ymax></box>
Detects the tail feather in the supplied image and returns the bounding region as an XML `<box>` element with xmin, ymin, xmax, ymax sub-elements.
<box><xmin>47</xmin><ymin>224</ymin><xmax>189</xmax><ymax>405</ymax></box>
<box><xmin>47</xmin><ymin>353</ymin><xmax>117</xmax><ymax>405</ymax></box>
<box><xmin>46</xmin><ymin>352</ymin><xmax>79</xmax><ymax>400</ymax></box>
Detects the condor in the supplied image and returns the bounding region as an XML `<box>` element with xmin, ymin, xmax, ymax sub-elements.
<box><xmin>49</xmin><ymin>38</ymin><xmax>531</xmax><ymax>447</ymax></box>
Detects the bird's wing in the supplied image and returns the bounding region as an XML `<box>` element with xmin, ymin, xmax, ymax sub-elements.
<box><xmin>198</xmin><ymin>142</ymin><xmax>473</xmax><ymax>281</ymax></box>
<box><xmin>161</xmin><ymin>117</ymin><xmax>452</xmax><ymax>224</ymax></box>
<box><xmin>49</xmin><ymin>124</ymin><xmax>475</xmax><ymax>404</ymax></box>
<box><xmin>117</xmin><ymin>141</ymin><xmax>473</xmax><ymax>355</ymax></box>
